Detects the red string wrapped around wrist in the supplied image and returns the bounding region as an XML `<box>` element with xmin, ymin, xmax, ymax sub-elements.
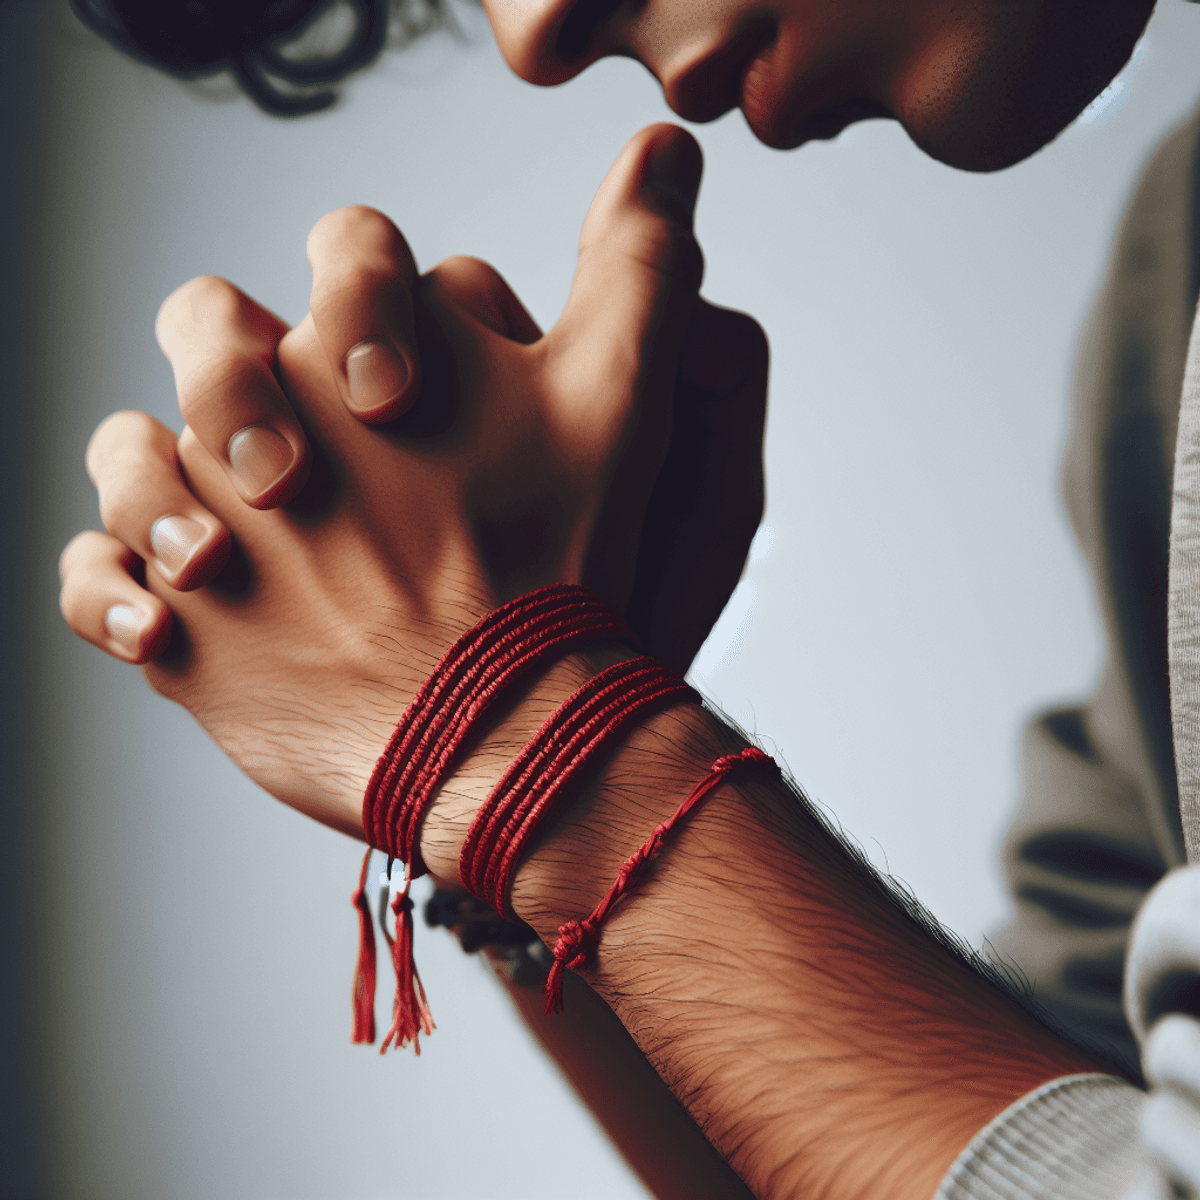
<box><xmin>541</xmin><ymin>746</ymin><xmax>778</xmax><ymax>1014</ymax></box>
<box><xmin>350</xmin><ymin>582</ymin><xmax>779</xmax><ymax>1053</ymax></box>
<box><xmin>455</xmin><ymin>655</ymin><xmax>777</xmax><ymax>1013</ymax></box>
<box><xmin>362</xmin><ymin>584</ymin><xmax>634</xmax><ymax>870</ymax></box>
<box><xmin>459</xmin><ymin>655</ymin><xmax>696</xmax><ymax>917</ymax></box>
<box><xmin>351</xmin><ymin>584</ymin><xmax>636</xmax><ymax>1054</ymax></box>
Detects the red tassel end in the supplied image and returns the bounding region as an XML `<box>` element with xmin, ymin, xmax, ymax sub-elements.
<box><xmin>380</xmin><ymin>876</ymin><xmax>436</xmax><ymax>1055</ymax></box>
<box><xmin>350</xmin><ymin>848</ymin><xmax>377</xmax><ymax>1044</ymax></box>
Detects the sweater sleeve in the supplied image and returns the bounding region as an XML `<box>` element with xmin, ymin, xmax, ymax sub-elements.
<box><xmin>935</xmin><ymin>864</ymin><xmax>1200</xmax><ymax>1200</ymax></box>
<box><xmin>932</xmin><ymin>1074</ymin><xmax>1144</xmax><ymax>1200</ymax></box>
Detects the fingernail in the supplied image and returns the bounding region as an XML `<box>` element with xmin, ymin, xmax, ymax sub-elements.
<box><xmin>643</xmin><ymin>136</ymin><xmax>702</xmax><ymax>222</ymax></box>
<box><xmin>105</xmin><ymin>604</ymin><xmax>146</xmax><ymax>656</ymax></box>
<box><xmin>227</xmin><ymin>426</ymin><xmax>295</xmax><ymax>499</ymax></box>
<box><xmin>150</xmin><ymin>514</ymin><xmax>206</xmax><ymax>575</ymax></box>
<box><xmin>346</xmin><ymin>340</ymin><xmax>410</xmax><ymax>415</ymax></box>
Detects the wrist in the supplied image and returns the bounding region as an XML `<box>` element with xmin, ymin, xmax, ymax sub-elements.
<box><xmin>416</xmin><ymin>641</ymin><xmax>644</xmax><ymax>884</ymax></box>
<box><xmin>506</xmin><ymin>699</ymin><xmax>736</xmax><ymax>935</ymax></box>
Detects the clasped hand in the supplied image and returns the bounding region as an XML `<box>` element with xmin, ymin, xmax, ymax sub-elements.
<box><xmin>58</xmin><ymin>124</ymin><xmax>767</xmax><ymax>875</ymax></box>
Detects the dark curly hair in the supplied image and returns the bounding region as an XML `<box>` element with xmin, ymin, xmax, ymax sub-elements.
<box><xmin>70</xmin><ymin>0</ymin><xmax>446</xmax><ymax>116</ymax></box>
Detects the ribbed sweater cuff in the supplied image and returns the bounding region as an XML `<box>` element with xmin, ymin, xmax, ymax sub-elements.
<box><xmin>933</xmin><ymin>1073</ymin><xmax>1145</xmax><ymax>1199</ymax></box>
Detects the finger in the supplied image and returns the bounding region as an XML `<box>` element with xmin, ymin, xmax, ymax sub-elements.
<box><xmin>156</xmin><ymin>275</ymin><xmax>311</xmax><ymax>510</ymax></box>
<box><xmin>86</xmin><ymin>410</ymin><xmax>232</xmax><ymax>591</ymax></box>
<box><xmin>59</xmin><ymin>530</ymin><xmax>173</xmax><ymax>664</ymax></box>
<box><xmin>549</xmin><ymin>123</ymin><xmax>704</xmax><ymax>447</ymax></box>
<box><xmin>307</xmin><ymin>206</ymin><xmax>423</xmax><ymax>424</ymax></box>
<box><xmin>625</xmin><ymin>302</ymin><xmax>769</xmax><ymax>674</ymax></box>
<box><xmin>425</xmin><ymin>255</ymin><xmax>543</xmax><ymax>344</ymax></box>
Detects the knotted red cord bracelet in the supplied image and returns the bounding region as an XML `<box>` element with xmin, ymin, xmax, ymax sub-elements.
<box><xmin>459</xmin><ymin>655</ymin><xmax>697</xmax><ymax>917</ymax></box>
<box><xmin>541</xmin><ymin>746</ymin><xmax>777</xmax><ymax>1014</ymax></box>
<box><xmin>352</xmin><ymin>584</ymin><xmax>780</xmax><ymax>1049</ymax></box>
<box><xmin>352</xmin><ymin>583</ymin><xmax>637</xmax><ymax>1053</ymax></box>
<box><xmin>453</xmin><ymin>654</ymin><xmax>776</xmax><ymax>1011</ymax></box>
<box><xmin>460</xmin><ymin>716</ymin><xmax>776</xmax><ymax>1014</ymax></box>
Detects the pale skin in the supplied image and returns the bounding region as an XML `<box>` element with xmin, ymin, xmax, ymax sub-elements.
<box><xmin>60</xmin><ymin>0</ymin><xmax>1162</xmax><ymax>1192</ymax></box>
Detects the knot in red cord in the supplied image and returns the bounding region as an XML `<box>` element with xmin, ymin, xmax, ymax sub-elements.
<box><xmin>552</xmin><ymin>918</ymin><xmax>595</xmax><ymax>970</ymax></box>
<box><xmin>540</xmin><ymin>741</ymin><xmax>778</xmax><ymax>1017</ymax></box>
<box><xmin>638</xmin><ymin>828</ymin><xmax>667</xmax><ymax>865</ymax></box>
<box><xmin>545</xmin><ymin>918</ymin><xmax>599</xmax><ymax>1015</ymax></box>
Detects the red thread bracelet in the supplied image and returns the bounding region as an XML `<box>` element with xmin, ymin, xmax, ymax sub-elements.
<box><xmin>460</xmin><ymin>656</ymin><xmax>697</xmax><ymax>917</ymax></box>
<box><xmin>543</xmin><ymin>746</ymin><xmax>778</xmax><ymax>1014</ymax></box>
<box><xmin>362</xmin><ymin>584</ymin><xmax>634</xmax><ymax>868</ymax></box>
<box><xmin>350</xmin><ymin>583</ymin><xmax>779</xmax><ymax>1053</ymax></box>
<box><xmin>352</xmin><ymin>584</ymin><xmax>637</xmax><ymax>1053</ymax></box>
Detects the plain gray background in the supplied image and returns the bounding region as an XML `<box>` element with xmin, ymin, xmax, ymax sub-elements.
<box><xmin>6</xmin><ymin>0</ymin><xmax>1200</xmax><ymax>1196</ymax></box>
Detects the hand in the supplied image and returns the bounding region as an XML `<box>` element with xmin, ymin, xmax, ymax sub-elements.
<box><xmin>58</xmin><ymin>124</ymin><xmax>767</xmax><ymax>854</ymax></box>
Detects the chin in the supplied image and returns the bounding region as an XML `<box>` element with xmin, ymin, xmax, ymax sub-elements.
<box><xmin>890</xmin><ymin>0</ymin><xmax>1156</xmax><ymax>172</ymax></box>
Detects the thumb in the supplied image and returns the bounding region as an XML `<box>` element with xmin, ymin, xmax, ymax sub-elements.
<box><xmin>548</xmin><ymin>124</ymin><xmax>704</xmax><ymax>451</ymax></box>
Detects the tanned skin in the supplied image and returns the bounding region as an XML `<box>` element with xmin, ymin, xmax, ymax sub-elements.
<box><xmin>61</xmin><ymin>0</ymin><xmax>1160</xmax><ymax>1191</ymax></box>
<box><xmin>64</xmin><ymin>125</ymin><xmax>1112</xmax><ymax>1199</ymax></box>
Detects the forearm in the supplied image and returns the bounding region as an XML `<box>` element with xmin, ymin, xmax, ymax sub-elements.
<box><xmin>503</xmin><ymin>702</ymin><xmax>1114</xmax><ymax>1200</ymax></box>
<box><xmin>481</xmin><ymin>943</ymin><xmax>754</xmax><ymax>1200</ymax></box>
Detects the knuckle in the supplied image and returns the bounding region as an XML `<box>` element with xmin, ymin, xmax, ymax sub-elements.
<box><xmin>58</xmin><ymin>535</ymin><xmax>116</xmax><ymax>627</ymax></box>
<box><xmin>178</xmin><ymin>274</ymin><xmax>244</xmax><ymax>317</ymax></box>
<box><xmin>158</xmin><ymin>277</ymin><xmax>285</xmax><ymax>364</ymax></box>
<box><xmin>58</xmin><ymin>575</ymin><xmax>92</xmax><ymax>631</ymax></box>
<box><xmin>310</xmin><ymin>204</ymin><xmax>379</xmax><ymax>241</ymax></box>
<box><xmin>159</xmin><ymin>275</ymin><xmax>245</xmax><ymax>338</ymax></box>
<box><xmin>427</xmin><ymin>256</ymin><xmax>513</xmax><ymax>332</ymax></box>
<box><xmin>176</xmin><ymin>354</ymin><xmax>266</xmax><ymax>429</ymax></box>
<box><xmin>436</xmin><ymin>254</ymin><xmax>497</xmax><ymax>282</ymax></box>
<box><xmin>58</xmin><ymin>529</ymin><xmax>102</xmax><ymax>579</ymax></box>
<box><xmin>86</xmin><ymin>410</ymin><xmax>160</xmax><ymax>477</ymax></box>
<box><xmin>97</xmin><ymin>476</ymin><xmax>148</xmax><ymax>536</ymax></box>
<box><xmin>328</xmin><ymin>204</ymin><xmax>394</xmax><ymax>239</ymax></box>
<box><xmin>595</xmin><ymin>218</ymin><xmax>704</xmax><ymax>291</ymax></box>
<box><xmin>309</xmin><ymin>205</ymin><xmax>406</xmax><ymax>281</ymax></box>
